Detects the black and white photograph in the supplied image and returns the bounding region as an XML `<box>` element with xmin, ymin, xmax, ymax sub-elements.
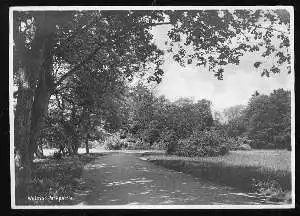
<box><xmin>9</xmin><ymin>6</ymin><xmax>294</xmax><ymax>209</ymax></box>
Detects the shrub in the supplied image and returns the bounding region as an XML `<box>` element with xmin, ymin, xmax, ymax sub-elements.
<box><xmin>103</xmin><ymin>133</ymin><xmax>126</xmax><ymax>150</ymax></box>
<box><xmin>169</xmin><ymin>129</ymin><xmax>230</xmax><ymax>157</ymax></box>
<box><xmin>159</xmin><ymin>130</ymin><xmax>178</xmax><ymax>153</ymax></box>
<box><xmin>274</xmin><ymin>134</ymin><xmax>291</xmax><ymax>150</ymax></box>
<box><xmin>142</xmin><ymin>120</ymin><xmax>162</xmax><ymax>146</ymax></box>
<box><xmin>151</xmin><ymin>141</ymin><xmax>164</xmax><ymax>150</ymax></box>
<box><xmin>228</xmin><ymin>136</ymin><xmax>252</xmax><ymax>151</ymax></box>
<box><xmin>126</xmin><ymin>139</ymin><xmax>152</xmax><ymax>150</ymax></box>
<box><xmin>238</xmin><ymin>144</ymin><xmax>252</xmax><ymax>151</ymax></box>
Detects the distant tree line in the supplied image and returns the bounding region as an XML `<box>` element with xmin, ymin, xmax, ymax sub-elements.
<box><xmin>222</xmin><ymin>89</ymin><xmax>291</xmax><ymax>150</ymax></box>
<box><xmin>114</xmin><ymin>85</ymin><xmax>291</xmax><ymax>153</ymax></box>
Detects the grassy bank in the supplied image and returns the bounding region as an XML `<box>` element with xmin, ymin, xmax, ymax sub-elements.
<box><xmin>15</xmin><ymin>153</ymin><xmax>102</xmax><ymax>205</ymax></box>
<box><xmin>143</xmin><ymin>150</ymin><xmax>292</xmax><ymax>203</ymax></box>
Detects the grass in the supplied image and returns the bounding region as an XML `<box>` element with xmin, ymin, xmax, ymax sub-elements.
<box><xmin>143</xmin><ymin>150</ymin><xmax>292</xmax><ymax>203</ymax></box>
<box><xmin>15</xmin><ymin>153</ymin><xmax>101</xmax><ymax>205</ymax></box>
<box><xmin>145</xmin><ymin>150</ymin><xmax>291</xmax><ymax>172</ymax></box>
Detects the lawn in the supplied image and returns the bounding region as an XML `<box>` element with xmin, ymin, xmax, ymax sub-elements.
<box><xmin>145</xmin><ymin>150</ymin><xmax>291</xmax><ymax>172</ymax></box>
<box><xmin>143</xmin><ymin>150</ymin><xmax>292</xmax><ymax>203</ymax></box>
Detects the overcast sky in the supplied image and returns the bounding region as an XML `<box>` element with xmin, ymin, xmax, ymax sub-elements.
<box><xmin>150</xmin><ymin>24</ymin><xmax>293</xmax><ymax>111</ymax></box>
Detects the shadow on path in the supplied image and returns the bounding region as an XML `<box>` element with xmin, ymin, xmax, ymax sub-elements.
<box><xmin>67</xmin><ymin>152</ymin><xmax>265</xmax><ymax>205</ymax></box>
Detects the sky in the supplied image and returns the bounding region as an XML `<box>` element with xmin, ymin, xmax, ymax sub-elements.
<box><xmin>150</xmin><ymin>24</ymin><xmax>293</xmax><ymax>112</ymax></box>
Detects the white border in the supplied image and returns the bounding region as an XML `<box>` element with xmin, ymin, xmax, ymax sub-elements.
<box><xmin>289</xmin><ymin>5</ymin><xmax>295</xmax><ymax>209</ymax></box>
<box><xmin>9</xmin><ymin>6</ymin><xmax>16</xmax><ymax>209</ymax></box>
<box><xmin>9</xmin><ymin>6</ymin><xmax>295</xmax><ymax>209</ymax></box>
<box><xmin>9</xmin><ymin>6</ymin><xmax>294</xmax><ymax>11</ymax></box>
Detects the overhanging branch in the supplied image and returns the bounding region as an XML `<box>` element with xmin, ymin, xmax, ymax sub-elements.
<box><xmin>54</xmin><ymin>43</ymin><xmax>103</xmax><ymax>87</ymax></box>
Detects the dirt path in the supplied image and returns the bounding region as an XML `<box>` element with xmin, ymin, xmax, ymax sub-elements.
<box><xmin>69</xmin><ymin>152</ymin><xmax>264</xmax><ymax>205</ymax></box>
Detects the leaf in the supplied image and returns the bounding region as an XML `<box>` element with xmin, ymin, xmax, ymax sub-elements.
<box><xmin>261</xmin><ymin>69</ymin><xmax>270</xmax><ymax>77</ymax></box>
<box><xmin>270</xmin><ymin>66</ymin><xmax>280</xmax><ymax>74</ymax></box>
<box><xmin>254</xmin><ymin>62</ymin><xmax>262</xmax><ymax>68</ymax></box>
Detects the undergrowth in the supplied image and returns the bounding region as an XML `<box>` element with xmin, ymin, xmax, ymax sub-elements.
<box><xmin>15</xmin><ymin>153</ymin><xmax>99</xmax><ymax>205</ymax></box>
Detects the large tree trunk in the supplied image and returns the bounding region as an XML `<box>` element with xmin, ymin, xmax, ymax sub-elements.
<box><xmin>14</xmin><ymin>67</ymin><xmax>35</xmax><ymax>204</ymax></box>
<box><xmin>14</xmin><ymin>15</ymin><xmax>56</xmax><ymax>205</ymax></box>
<box><xmin>62</xmin><ymin>121</ymin><xmax>80</xmax><ymax>155</ymax></box>
<box><xmin>28</xmin><ymin>30</ymin><xmax>55</xmax><ymax>162</ymax></box>
<box><xmin>14</xmin><ymin>12</ymin><xmax>75</xmax><ymax>204</ymax></box>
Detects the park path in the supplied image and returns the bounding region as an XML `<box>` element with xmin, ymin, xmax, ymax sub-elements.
<box><xmin>69</xmin><ymin>152</ymin><xmax>263</xmax><ymax>205</ymax></box>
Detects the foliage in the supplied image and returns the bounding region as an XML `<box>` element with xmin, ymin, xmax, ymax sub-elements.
<box><xmin>13</xmin><ymin>9</ymin><xmax>292</xmax><ymax>199</ymax></box>
<box><xmin>125</xmin><ymin>83</ymin><xmax>214</xmax><ymax>150</ymax></box>
<box><xmin>16</xmin><ymin>154</ymin><xmax>97</xmax><ymax>205</ymax></box>
<box><xmin>103</xmin><ymin>133</ymin><xmax>128</xmax><ymax>150</ymax></box>
<box><xmin>227</xmin><ymin>136</ymin><xmax>252</xmax><ymax>151</ymax></box>
<box><xmin>126</xmin><ymin>139</ymin><xmax>152</xmax><ymax>150</ymax></box>
<box><xmin>225</xmin><ymin>117</ymin><xmax>247</xmax><ymax>137</ymax></box>
<box><xmin>158</xmin><ymin>130</ymin><xmax>178</xmax><ymax>153</ymax></box>
<box><xmin>243</xmin><ymin>89</ymin><xmax>291</xmax><ymax>149</ymax></box>
<box><xmin>13</xmin><ymin>9</ymin><xmax>292</xmax><ymax>153</ymax></box>
<box><xmin>221</xmin><ymin>88</ymin><xmax>291</xmax><ymax>150</ymax></box>
<box><xmin>223</xmin><ymin>105</ymin><xmax>246</xmax><ymax>122</ymax></box>
<box><xmin>13</xmin><ymin>10</ymin><xmax>167</xmax><ymax>186</ymax></box>
<box><xmin>142</xmin><ymin>120</ymin><xmax>162</xmax><ymax>146</ymax></box>
<box><xmin>169</xmin><ymin>129</ymin><xmax>230</xmax><ymax>157</ymax></box>
<box><xmin>164</xmin><ymin>9</ymin><xmax>291</xmax><ymax>79</ymax></box>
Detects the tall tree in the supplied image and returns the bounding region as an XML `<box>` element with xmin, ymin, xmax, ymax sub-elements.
<box><xmin>13</xmin><ymin>10</ymin><xmax>165</xmax><ymax>196</ymax></box>
<box><xmin>223</xmin><ymin>105</ymin><xmax>246</xmax><ymax>122</ymax></box>
<box><xmin>164</xmin><ymin>9</ymin><xmax>291</xmax><ymax>79</ymax></box>
<box><xmin>243</xmin><ymin>89</ymin><xmax>291</xmax><ymax>149</ymax></box>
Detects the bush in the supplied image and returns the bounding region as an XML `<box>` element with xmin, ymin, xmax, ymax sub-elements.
<box><xmin>142</xmin><ymin>120</ymin><xmax>161</xmax><ymax>145</ymax></box>
<box><xmin>157</xmin><ymin>130</ymin><xmax>178</xmax><ymax>153</ymax></box>
<box><xmin>228</xmin><ymin>136</ymin><xmax>252</xmax><ymax>151</ymax></box>
<box><xmin>238</xmin><ymin>144</ymin><xmax>252</xmax><ymax>151</ymax></box>
<box><xmin>169</xmin><ymin>129</ymin><xmax>230</xmax><ymax>157</ymax></box>
<box><xmin>103</xmin><ymin>133</ymin><xmax>127</xmax><ymax>150</ymax></box>
<box><xmin>274</xmin><ymin>134</ymin><xmax>291</xmax><ymax>150</ymax></box>
<box><xmin>126</xmin><ymin>139</ymin><xmax>152</xmax><ymax>150</ymax></box>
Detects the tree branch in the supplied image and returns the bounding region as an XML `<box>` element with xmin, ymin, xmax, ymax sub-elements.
<box><xmin>54</xmin><ymin>42</ymin><xmax>103</xmax><ymax>87</ymax></box>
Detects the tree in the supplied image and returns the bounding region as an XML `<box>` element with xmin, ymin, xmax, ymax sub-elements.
<box><xmin>164</xmin><ymin>9</ymin><xmax>291</xmax><ymax>79</ymax></box>
<box><xmin>163</xmin><ymin>98</ymin><xmax>213</xmax><ymax>139</ymax></box>
<box><xmin>126</xmin><ymin>86</ymin><xmax>214</xmax><ymax>143</ymax></box>
<box><xmin>13</xmin><ymin>11</ymin><xmax>73</xmax><ymax>190</ymax></box>
<box><xmin>223</xmin><ymin>105</ymin><xmax>246</xmax><ymax>122</ymax></box>
<box><xmin>243</xmin><ymin>89</ymin><xmax>291</xmax><ymax>149</ymax></box>
<box><xmin>126</xmin><ymin>83</ymin><xmax>158</xmax><ymax>137</ymax></box>
<box><xmin>269</xmin><ymin>89</ymin><xmax>291</xmax><ymax>149</ymax></box>
<box><xmin>13</xmin><ymin>10</ymin><xmax>165</xmax><ymax>199</ymax></box>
